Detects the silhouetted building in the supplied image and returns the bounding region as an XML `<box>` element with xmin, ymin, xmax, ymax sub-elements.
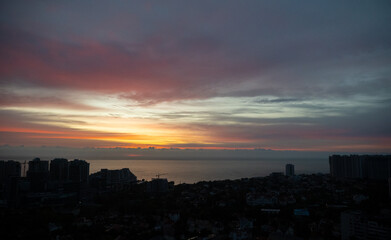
<box><xmin>0</xmin><ymin>160</ymin><xmax>21</xmax><ymax>184</ymax></box>
<box><xmin>329</xmin><ymin>155</ymin><xmax>391</xmax><ymax>180</ymax></box>
<box><xmin>341</xmin><ymin>211</ymin><xmax>391</xmax><ymax>240</ymax></box>
<box><xmin>329</xmin><ymin>155</ymin><xmax>363</xmax><ymax>179</ymax></box>
<box><xmin>103</xmin><ymin>168</ymin><xmax>136</xmax><ymax>185</ymax></box>
<box><xmin>69</xmin><ymin>159</ymin><xmax>89</xmax><ymax>183</ymax></box>
<box><xmin>147</xmin><ymin>178</ymin><xmax>169</xmax><ymax>193</ymax></box>
<box><xmin>366</xmin><ymin>157</ymin><xmax>391</xmax><ymax>180</ymax></box>
<box><xmin>285</xmin><ymin>164</ymin><xmax>295</xmax><ymax>176</ymax></box>
<box><xmin>27</xmin><ymin>158</ymin><xmax>49</xmax><ymax>192</ymax></box>
<box><xmin>65</xmin><ymin>159</ymin><xmax>90</xmax><ymax>201</ymax></box>
<box><xmin>0</xmin><ymin>160</ymin><xmax>22</xmax><ymax>204</ymax></box>
<box><xmin>90</xmin><ymin>168</ymin><xmax>137</xmax><ymax>191</ymax></box>
<box><xmin>389</xmin><ymin>178</ymin><xmax>391</xmax><ymax>199</ymax></box>
<box><xmin>50</xmin><ymin>158</ymin><xmax>69</xmax><ymax>182</ymax></box>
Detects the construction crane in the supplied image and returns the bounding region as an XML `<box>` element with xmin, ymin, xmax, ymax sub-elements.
<box><xmin>155</xmin><ymin>173</ymin><xmax>167</xmax><ymax>179</ymax></box>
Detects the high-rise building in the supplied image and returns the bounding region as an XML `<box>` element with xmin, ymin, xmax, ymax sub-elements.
<box><xmin>0</xmin><ymin>160</ymin><xmax>21</xmax><ymax>183</ymax></box>
<box><xmin>389</xmin><ymin>178</ymin><xmax>391</xmax><ymax>199</ymax></box>
<box><xmin>367</xmin><ymin>157</ymin><xmax>391</xmax><ymax>180</ymax></box>
<box><xmin>329</xmin><ymin>155</ymin><xmax>391</xmax><ymax>180</ymax></box>
<box><xmin>147</xmin><ymin>178</ymin><xmax>169</xmax><ymax>193</ymax></box>
<box><xmin>285</xmin><ymin>164</ymin><xmax>295</xmax><ymax>176</ymax></box>
<box><xmin>0</xmin><ymin>160</ymin><xmax>22</xmax><ymax>200</ymax></box>
<box><xmin>105</xmin><ymin>168</ymin><xmax>137</xmax><ymax>185</ymax></box>
<box><xmin>50</xmin><ymin>158</ymin><xmax>69</xmax><ymax>182</ymax></box>
<box><xmin>89</xmin><ymin>168</ymin><xmax>137</xmax><ymax>190</ymax></box>
<box><xmin>341</xmin><ymin>211</ymin><xmax>391</xmax><ymax>240</ymax></box>
<box><xmin>69</xmin><ymin>159</ymin><xmax>89</xmax><ymax>183</ymax></box>
<box><xmin>329</xmin><ymin>155</ymin><xmax>363</xmax><ymax>179</ymax></box>
<box><xmin>28</xmin><ymin>158</ymin><xmax>49</xmax><ymax>173</ymax></box>
<box><xmin>27</xmin><ymin>158</ymin><xmax>49</xmax><ymax>192</ymax></box>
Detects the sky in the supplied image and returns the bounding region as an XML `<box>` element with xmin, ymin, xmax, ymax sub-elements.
<box><xmin>0</xmin><ymin>0</ymin><xmax>391</xmax><ymax>157</ymax></box>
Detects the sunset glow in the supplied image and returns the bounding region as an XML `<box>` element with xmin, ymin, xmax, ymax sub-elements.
<box><xmin>1</xmin><ymin>1</ymin><xmax>390</xmax><ymax>153</ymax></box>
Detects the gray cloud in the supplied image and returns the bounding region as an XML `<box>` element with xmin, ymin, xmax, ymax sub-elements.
<box><xmin>0</xmin><ymin>1</ymin><xmax>390</xmax><ymax>152</ymax></box>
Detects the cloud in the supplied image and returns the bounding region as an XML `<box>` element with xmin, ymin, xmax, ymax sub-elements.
<box><xmin>1</xmin><ymin>0</ymin><xmax>390</xmax><ymax>103</ymax></box>
<box><xmin>253</xmin><ymin>98</ymin><xmax>302</xmax><ymax>104</ymax></box>
<box><xmin>0</xmin><ymin>1</ymin><xmax>390</xmax><ymax>152</ymax></box>
<box><xmin>0</xmin><ymin>26</ymin><xmax>261</xmax><ymax>103</ymax></box>
<box><xmin>0</xmin><ymin>84</ymin><xmax>100</xmax><ymax>110</ymax></box>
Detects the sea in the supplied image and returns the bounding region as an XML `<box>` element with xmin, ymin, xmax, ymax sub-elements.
<box><xmin>15</xmin><ymin>158</ymin><xmax>329</xmax><ymax>184</ymax></box>
<box><xmin>87</xmin><ymin>158</ymin><xmax>329</xmax><ymax>184</ymax></box>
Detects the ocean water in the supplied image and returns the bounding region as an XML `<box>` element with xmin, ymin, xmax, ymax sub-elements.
<box><xmin>88</xmin><ymin>158</ymin><xmax>329</xmax><ymax>184</ymax></box>
<box><xmin>14</xmin><ymin>158</ymin><xmax>329</xmax><ymax>184</ymax></box>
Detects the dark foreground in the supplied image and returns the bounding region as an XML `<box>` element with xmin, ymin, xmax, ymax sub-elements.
<box><xmin>1</xmin><ymin>174</ymin><xmax>390</xmax><ymax>240</ymax></box>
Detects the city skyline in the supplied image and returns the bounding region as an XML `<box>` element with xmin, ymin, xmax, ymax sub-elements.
<box><xmin>1</xmin><ymin>1</ymin><xmax>391</xmax><ymax>155</ymax></box>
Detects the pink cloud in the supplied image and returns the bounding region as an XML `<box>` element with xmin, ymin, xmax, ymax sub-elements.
<box><xmin>0</xmin><ymin>26</ymin><xmax>259</xmax><ymax>103</ymax></box>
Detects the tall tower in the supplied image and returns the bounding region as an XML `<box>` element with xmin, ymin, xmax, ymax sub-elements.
<box><xmin>285</xmin><ymin>164</ymin><xmax>295</xmax><ymax>176</ymax></box>
<box><xmin>50</xmin><ymin>158</ymin><xmax>69</xmax><ymax>182</ymax></box>
<box><xmin>27</xmin><ymin>158</ymin><xmax>49</xmax><ymax>192</ymax></box>
<box><xmin>69</xmin><ymin>159</ymin><xmax>90</xmax><ymax>183</ymax></box>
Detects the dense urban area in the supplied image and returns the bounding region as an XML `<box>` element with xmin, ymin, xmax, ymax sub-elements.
<box><xmin>1</xmin><ymin>155</ymin><xmax>391</xmax><ymax>240</ymax></box>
